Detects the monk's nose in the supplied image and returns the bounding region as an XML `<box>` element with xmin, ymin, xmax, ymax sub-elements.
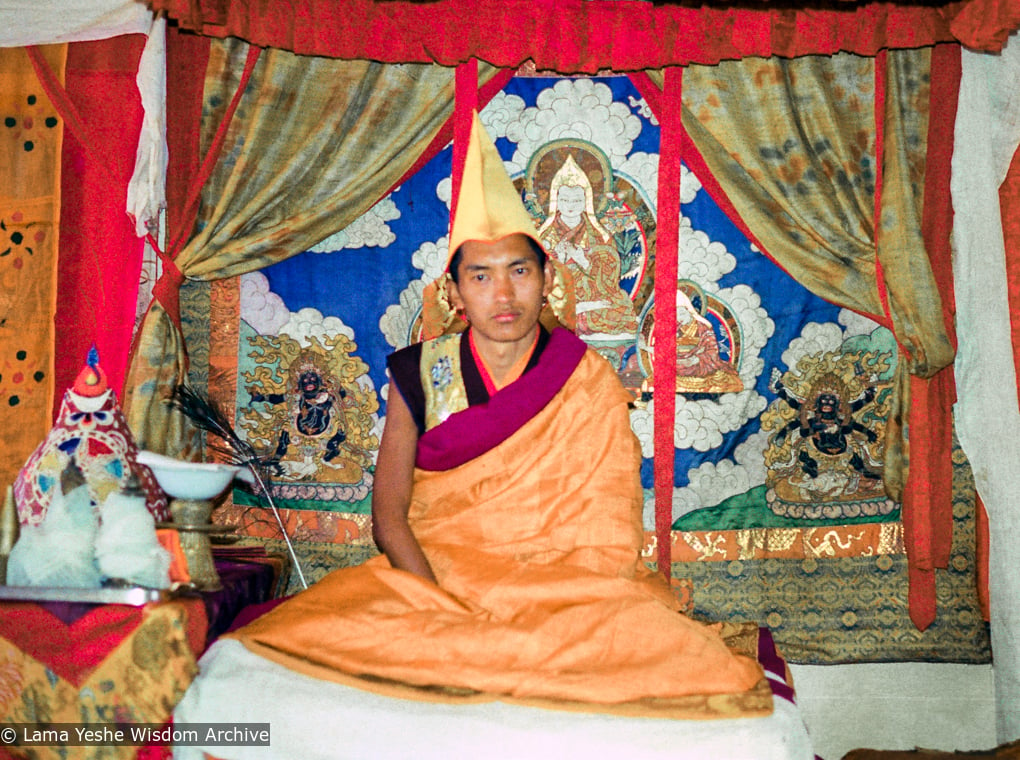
<box><xmin>494</xmin><ymin>276</ymin><xmax>513</xmax><ymax>301</ymax></box>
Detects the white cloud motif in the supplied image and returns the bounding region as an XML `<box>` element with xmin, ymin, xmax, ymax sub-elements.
<box><xmin>838</xmin><ymin>308</ymin><xmax>882</xmax><ymax>337</ymax></box>
<box><xmin>628</xmin><ymin>95</ymin><xmax>658</xmax><ymax>126</ymax></box>
<box><xmin>411</xmin><ymin>235</ymin><xmax>450</xmax><ymax>282</ymax></box>
<box><xmin>279</xmin><ymin>307</ymin><xmax>355</xmax><ymax>347</ymax></box>
<box><xmin>436</xmin><ymin>177</ymin><xmax>452</xmax><ymax>210</ymax></box>
<box><xmin>480</xmin><ymin>91</ymin><xmax>527</xmax><ymax>139</ymax></box>
<box><xmin>674</xmin><ymin>391</ymin><xmax>768</xmax><ymax>452</ymax></box>
<box><xmin>240</xmin><ymin>272</ymin><xmax>290</xmax><ymax>335</ymax></box>
<box><xmin>721</xmin><ymin>283</ymin><xmax>772</xmax><ymax>383</ymax></box>
<box><xmin>781</xmin><ymin>321</ymin><xmax>845</xmax><ymax>369</ymax></box>
<box><xmin>678</xmin><ymin>219</ymin><xmax>736</xmax><ymax>284</ymax></box>
<box><xmin>617</xmin><ymin>153</ymin><xmax>660</xmax><ymax>208</ymax></box>
<box><xmin>671</xmin><ymin>430</ymin><xmax>769</xmax><ymax>520</ymax></box>
<box><xmin>308</xmin><ymin>198</ymin><xmax>400</xmax><ymax>252</ymax></box>
<box><xmin>499</xmin><ymin>79</ymin><xmax>643</xmax><ymax>175</ymax></box>
<box><xmin>629</xmin><ymin>401</ymin><xmax>654</xmax><ymax>459</ymax></box>
<box><xmin>380</xmin><ymin>278</ymin><xmax>426</xmax><ymax>350</ymax></box>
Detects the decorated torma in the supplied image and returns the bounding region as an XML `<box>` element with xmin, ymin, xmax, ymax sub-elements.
<box><xmin>13</xmin><ymin>347</ymin><xmax>169</xmax><ymax>528</ymax></box>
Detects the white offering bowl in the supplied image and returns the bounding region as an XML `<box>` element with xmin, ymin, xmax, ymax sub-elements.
<box><xmin>136</xmin><ymin>450</ymin><xmax>247</xmax><ymax>501</ymax></box>
<box><xmin>136</xmin><ymin>450</ymin><xmax>255</xmax><ymax>592</ymax></box>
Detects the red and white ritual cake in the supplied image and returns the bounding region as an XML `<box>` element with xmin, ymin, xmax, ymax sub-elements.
<box><xmin>13</xmin><ymin>347</ymin><xmax>170</xmax><ymax>527</ymax></box>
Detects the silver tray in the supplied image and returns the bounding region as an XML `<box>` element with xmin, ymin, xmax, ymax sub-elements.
<box><xmin>0</xmin><ymin>585</ymin><xmax>174</xmax><ymax>605</ymax></box>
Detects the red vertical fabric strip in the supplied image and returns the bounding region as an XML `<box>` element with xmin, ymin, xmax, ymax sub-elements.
<box><xmin>48</xmin><ymin>37</ymin><xmax>147</xmax><ymax>406</ymax></box>
<box><xmin>921</xmin><ymin>43</ymin><xmax>961</xmax><ymax>580</ymax></box>
<box><xmin>654</xmin><ymin>67</ymin><xmax>682</xmax><ymax>578</ymax></box>
<box><xmin>164</xmin><ymin>27</ymin><xmax>210</xmax><ymax>258</ymax></box>
<box><xmin>167</xmin><ymin>44</ymin><xmax>262</xmax><ymax>259</ymax></box>
<box><xmin>450</xmin><ymin>58</ymin><xmax>479</xmax><ymax>232</ymax></box>
<box><xmin>902</xmin><ymin>46</ymin><xmax>963</xmax><ymax>632</ymax></box>
<box><xmin>873</xmin><ymin>51</ymin><xmax>938</xmax><ymax>630</ymax></box>
<box><xmin>126</xmin><ymin>26</ymin><xmax>209</xmax><ymax>372</ymax></box>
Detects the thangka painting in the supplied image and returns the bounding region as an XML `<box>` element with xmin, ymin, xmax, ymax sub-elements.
<box><xmin>200</xmin><ymin>72</ymin><xmax>987</xmax><ymax>664</ymax></box>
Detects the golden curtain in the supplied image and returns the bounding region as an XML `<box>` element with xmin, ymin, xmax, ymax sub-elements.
<box><xmin>667</xmin><ymin>49</ymin><xmax>954</xmax><ymax>500</ymax></box>
<box><xmin>125</xmin><ymin>40</ymin><xmax>491</xmax><ymax>455</ymax></box>
<box><xmin>0</xmin><ymin>45</ymin><xmax>64</xmax><ymax>493</ymax></box>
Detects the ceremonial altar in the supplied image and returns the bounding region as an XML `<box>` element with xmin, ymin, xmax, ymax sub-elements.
<box><xmin>0</xmin><ymin>547</ymin><xmax>287</xmax><ymax>760</ymax></box>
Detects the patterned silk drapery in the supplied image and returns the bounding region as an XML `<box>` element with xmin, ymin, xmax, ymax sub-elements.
<box><xmin>0</xmin><ymin>45</ymin><xmax>64</xmax><ymax>494</ymax></box>
<box><xmin>665</xmin><ymin>51</ymin><xmax>954</xmax><ymax>500</ymax></box>
<box><xmin>650</xmin><ymin>50</ymin><xmax>956</xmax><ymax>629</ymax></box>
<box><xmin>124</xmin><ymin>40</ymin><xmax>488</xmax><ymax>455</ymax></box>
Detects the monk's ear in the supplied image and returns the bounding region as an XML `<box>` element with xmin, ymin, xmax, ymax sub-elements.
<box><xmin>447</xmin><ymin>278</ymin><xmax>464</xmax><ymax>310</ymax></box>
<box><xmin>542</xmin><ymin>260</ymin><xmax>554</xmax><ymax>296</ymax></box>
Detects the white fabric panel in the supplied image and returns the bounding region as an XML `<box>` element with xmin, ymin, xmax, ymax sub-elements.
<box><xmin>0</xmin><ymin>1</ymin><xmax>167</xmax><ymax>239</ymax></box>
<box><xmin>173</xmin><ymin>639</ymin><xmax>816</xmax><ymax>760</ymax></box>
<box><xmin>127</xmin><ymin>14</ymin><xmax>167</xmax><ymax>237</ymax></box>
<box><xmin>0</xmin><ymin>0</ymin><xmax>151</xmax><ymax>46</ymax></box>
<box><xmin>952</xmin><ymin>31</ymin><xmax>1020</xmax><ymax>743</ymax></box>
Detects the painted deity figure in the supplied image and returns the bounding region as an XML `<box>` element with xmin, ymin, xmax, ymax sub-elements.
<box><xmin>536</xmin><ymin>156</ymin><xmax>638</xmax><ymax>339</ymax></box>
<box><xmin>674</xmin><ymin>290</ymin><xmax>743</xmax><ymax>394</ymax></box>
<box><xmin>248</xmin><ymin>351</ymin><xmax>360</xmax><ymax>482</ymax></box>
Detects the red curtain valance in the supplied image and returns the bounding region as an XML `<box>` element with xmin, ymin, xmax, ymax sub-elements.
<box><xmin>146</xmin><ymin>0</ymin><xmax>1013</xmax><ymax>72</ymax></box>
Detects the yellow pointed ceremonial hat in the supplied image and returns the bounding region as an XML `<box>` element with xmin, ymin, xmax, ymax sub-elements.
<box><xmin>447</xmin><ymin>111</ymin><xmax>541</xmax><ymax>260</ymax></box>
<box><xmin>419</xmin><ymin>111</ymin><xmax>575</xmax><ymax>340</ymax></box>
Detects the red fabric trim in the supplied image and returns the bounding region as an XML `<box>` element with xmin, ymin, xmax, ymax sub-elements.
<box><xmin>947</xmin><ymin>0</ymin><xmax>1020</xmax><ymax>50</ymax></box>
<box><xmin>165</xmin><ymin>28</ymin><xmax>210</xmax><ymax>253</ymax></box>
<box><xmin>151</xmin><ymin>239</ymin><xmax>186</xmax><ymax>332</ymax></box>
<box><xmin>923</xmin><ymin>44</ymin><xmax>960</xmax><ymax>353</ymax></box>
<box><xmin>1000</xmin><ymin>75</ymin><xmax>1020</xmax><ymax>466</ymax></box>
<box><xmin>415</xmin><ymin>327</ymin><xmax>587</xmax><ymax>471</ymax></box>
<box><xmin>25</xmin><ymin>47</ymin><xmax>91</xmax><ymax>154</ymax></box>
<box><xmin>168</xmin><ymin>44</ymin><xmax>262</xmax><ymax>258</ymax></box>
<box><xmin>450</xmin><ymin>59</ymin><xmax>479</xmax><ymax>236</ymax></box>
<box><xmin>145</xmin><ymin>0</ymin><xmax>988</xmax><ymax>70</ymax></box>
<box><xmin>900</xmin><ymin>44</ymin><xmax>962</xmax><ymax>632</ymax></box>
<box><xmin>33</xmin><ymin>38</ymin><xmax>148</xmax><ymax>407</ymax></box>
<box><xmin>920</xmin><ymin>42</ymin><xmax>960</xmax><ymax>575</ymax></box>
<box><xmin>0</xmin><ymin>602</ymin><xmax>145</xmax><ymax>684</ymax></box>
<box><xmin>653</xmin><ymin>68</ymin><xmax>682</xmax><ymax>578</ymax></box>
<box><xmin>126</xmin><ymin>27</ymin><xmax>210</xmax><ymax>375</ymax></box>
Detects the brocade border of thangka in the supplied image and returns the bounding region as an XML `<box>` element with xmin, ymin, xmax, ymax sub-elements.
<box><xmin>670</xmin><ymin>440</ymin><xmax>990</xmax><ymax>665</ymax></box>
<box><xmin>641</xmin><ymin>521</ymin><xmax>903</xmax><ymax>564</ymax></box>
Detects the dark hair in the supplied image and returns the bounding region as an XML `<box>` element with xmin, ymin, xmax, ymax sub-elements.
<box><xmin>448</xmin><ymin>235</ymin><xmax>547</xmax><ymax>284</ymax></box>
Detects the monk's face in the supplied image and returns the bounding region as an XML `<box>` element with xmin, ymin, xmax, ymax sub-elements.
<box><xmin>449</xmin><ymin>233</ymin><xmax>553</xmax><ymax>352</ymax></box>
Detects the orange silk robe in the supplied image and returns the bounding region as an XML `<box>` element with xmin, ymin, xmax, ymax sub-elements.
<box><xmin>230</xmin><ymin>347</ymin><xmax>768</xmax><ymax>717</ymax></box>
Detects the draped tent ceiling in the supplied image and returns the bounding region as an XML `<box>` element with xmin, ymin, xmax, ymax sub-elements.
<box><xmin>146</xmin><ymin>0</ymin><xmax>1019</xmax><ymax>69</ymax></box>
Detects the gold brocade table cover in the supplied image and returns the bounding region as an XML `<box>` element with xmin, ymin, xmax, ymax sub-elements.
<box><xmin>0</xmin><ymin>599</ymin><xmax>206</xmax><ymax>760</ymax></box>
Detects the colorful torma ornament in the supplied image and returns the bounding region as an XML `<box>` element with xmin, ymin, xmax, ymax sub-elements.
<box><xmin>13</xmin><ymin>347</ymin><xmax>170</xmax><ymax>527</ymax></box>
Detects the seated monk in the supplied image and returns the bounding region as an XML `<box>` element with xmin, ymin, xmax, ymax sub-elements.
<box><xmin>229</xmin><ymin>113</ymin><xmax>766</xmax><ymax>713</ymax></box>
